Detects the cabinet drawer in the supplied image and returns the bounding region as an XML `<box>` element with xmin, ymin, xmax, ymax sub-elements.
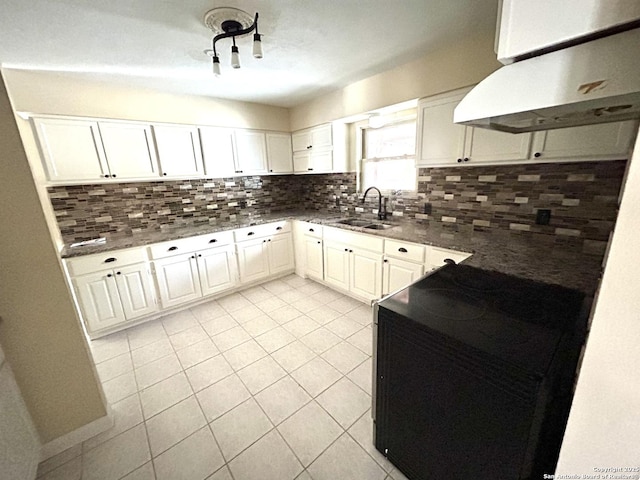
<box><xmin>324</xmin><ymin>227</ymin><xmax>384</xmax><ymax>253</ymax></box>
<box><xmin>427</xmin><ymin>246</ymin><xmax>471</xmax><ymax>267</ymax></box>
<box><xmin>384</xmin><ymin>239</ymin><xmax>426</xmax><ymax>263</ymax></box>
<box><xmin>148</xmin><ymin>230</ymin><xmax>234</xmax><ymax>260</ymax></box>
<box><xmin>301</xmin><ymin>222</ymin><xmax>323</xmax><ymax>239</ymax></box>
<box><xmin>234</xmin><ymin>221</ymin><xmax>290</xmax><ymax>242</ymax></box>
<box><xmin>66</xmin><ymin>247</ymin><xmax>148</xmax><ymax>276</ymax></box>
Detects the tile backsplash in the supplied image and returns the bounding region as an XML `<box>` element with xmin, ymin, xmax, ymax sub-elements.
<box><xmin>49</xmin><ymin>160</ymin><xmax>626</xmax><ymax>256</ymax></box>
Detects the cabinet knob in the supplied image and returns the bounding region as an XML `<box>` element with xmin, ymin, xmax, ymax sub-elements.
<box><xmin>209</xmin><ymin>239</ymin><xmax>217</xmax><ymax>243</ymax></box>
<box><xmin>383</xmin><ymin>259</ymin><xmax>388</xmax><ymax>263</ymax></box>
<box><xmin>463</xmin><ymin>157</ymin><xmax>469</xmax><ymax>162</ymax></box>
<box><xmin>317</xmin><ymin>241</ymin><xmax>321</xmax><ymax>244</ymax></box>
<box><xmin>116</xmin><ymin>271</ymin><xmax>121</xmax><ymax>275</ymax></box>
<box><xmin>268</xmin><ymin>239</ymin><xmax>271</xmax><ymax>242</ymax></box>
<box><xmin>398</xmin><ymin>247</ymin><xmax>408</xmax><ymax>253</ymax></box>
<box><xmin>344</xmin><ymin>248</ymin><xmax>348</xmax><ymax>252</ymax></box>
<box><xmin>168</xmin><ymin>246</ymin><xmax>178</xmax><ymax>251</ymax></box>
<box><xmin>349</xmin><ymin>249</ymin><xmax>353</xmax><ymax>253</ymax></box>
<box><xmin>457</xmin><ymin>158</ymin><xmax>462</xmax><ymax>163</ymax></box>
<box><xmin>263</xmin><ymin>239</ymin><xmax>267</xmax><ymax>243</ymax></box>
<box><xmin>534</xmin><ymin>152</ymin><xmax>542</xmax><ymax>158</ymax></box>
<box><xmin>107</xmin><ymin>273</ymin><xmax>113</xmax><ymax>277</ymax></box>
<box><xmin>112</xmin><ymin>174</ymin><xmax>117</xmax><ymax>177</ymax></box>
<box><xmin>270</xmin><ymin>169</ymin><xmax>273</xmax><ymax>172</ymax></box>
<box><xmin>191</xmin><ymin>255</ymin><xmax>195</xmax><ymax>259</ymax></box>
<box><xmin>163</xmin><ymin>173</ymin><xmax>167</xmax><ymax>176</ymax></box>
<box><xmin>104</xmin><ymin>257</ymin><xmax>117</xmax><ymax>263</ymax></box>
<box><xmin>198</xmin><ymin>254</ymin><xmax>202</xmax><ymax>257</ymax></box>
<box><xmin>104</xmin><ymin>174</ymin><xmax>110</xmax><ymax>178</ymax></box>
<box><xmin>308</xmin><ymin>168</ymin><xmax>313</xmax><ymax>171</ymax></box>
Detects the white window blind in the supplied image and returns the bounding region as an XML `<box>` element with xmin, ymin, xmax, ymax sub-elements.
<box><xmin>362</xmin><ymin>121</ymin><xmax>416</xmax><ymax>191</ymax></box>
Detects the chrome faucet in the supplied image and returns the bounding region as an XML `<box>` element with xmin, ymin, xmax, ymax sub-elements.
<box><xmin>362</xmin><ymin>186</ymin><xmax>388</xmax><ymax>221</ymax></box>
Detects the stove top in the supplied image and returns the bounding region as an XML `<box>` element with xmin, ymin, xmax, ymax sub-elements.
<box><xmin>378</xmin><ymin>263</ymin><xmax>589</xmax><ymax>375</ymax></box>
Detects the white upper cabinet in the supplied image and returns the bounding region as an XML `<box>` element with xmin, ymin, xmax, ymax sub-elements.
<box><xmin>234</xmin><ymin>130</ymin><xmax>268</xmax><ymax>175</ymax></box>
<box><xmin>199</xmin><ymin>127</ymin><xmax>237</xmax><ymax>178</ymax></box>
<box><xmin>292</xmin><ymin>123</ymin><xmax>335</xmax><ymax>174</ymax></box>
<box><xmin>266</xmin><ymin>133</ymin><xmax>293</xmax><ymax>174</ymax></box>
<box><xmin>292</xmin><ymin>123</ymin><xmax>333</xmax><ymax>152</ymax></box>
<box><xmin>33</xmin><ymin>117</ymin><xmax>110</xmax><ymax>182</ymax></box>
<box><xmin>152</xmin><ymin>124</ymin><xmax>204</xmax><ymax>178</ymax></box>
<box><xmin>416</xmin><ymin>89</ymin><xmax>532</xmax><ymax>167</ymax></box>
<box><xmin>531</xmin><ymin>121</ymin><xmax>637</xmax><ymax>161</ymax></box>
<box><xmin>497</xmin><ymin>0</ymin><xmax>640</xmax><ymax>64</ymax></box>
<box><xmin>98</xmin><ymin>122</ymin><xmax>159</xmax><ymax>179</ymax></box>
<box><xmin>417</xmin><ymin>88</ymin><xmax>635</xmax><ymax>167</ymax></box>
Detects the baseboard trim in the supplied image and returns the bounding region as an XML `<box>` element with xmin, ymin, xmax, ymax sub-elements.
<box><xmin>40</xmin><ymin>406</ymin><xmax>114</xmax><ymax>461</ymax></box>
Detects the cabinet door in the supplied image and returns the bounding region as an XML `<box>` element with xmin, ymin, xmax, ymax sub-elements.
<box><xmin>310</xmin><ymin>124</ymin><xmax>333</xmax><ymax>149</ymax></box>
<box><xmin>293</xmin><ymin>151</ymin><xmax>311</xmax><ymax>173</ymax></box>
<box><xmin>199</xmin><ymin>127</ymin><xmax>237</xmax><ymax>178</ymax></box>
<box><xmin>292</xmin><ymin>130</ymin><xmax>312</xmax><ymax>152</ymax></box>
<box><xmin>266</xmin><ymin>133</ymin><xmax>293</xmax><ymax>174</ymax></box>
<box><xmin>33</xmin><ymin>117</ymin><xmax>109</xmax><ymax>182</ymax></box>
<box><xmin>268</xmin><ymin>233</ymin><xmax>295</xmax><ymax>275</ymax></box>
<box><xmin>310</xmin><ymin>150</ymin><xmax>333</xmax><ymax>173</ymax></box>
<box><xmin>236</xmin><ymin>238</ymin><xmax>270</xmax><ymax>284</ymax></box>
<box><xmin>153</xmin><ymin>125</ymin><xmax>204</xmax><ymax>177</ymax></box>
<box><xmin>234</xmin><ymin>130</ymin><xmax>268</xmax><ymax>174</ymax></box>
<box><xmin>74</xmin><ymin>270</ymin><xmax>126</xmax><ymax>332</ymax></box>
<box><xmin>463</xmin><ymin>127</ymin><xmax>532</xmax><ymax>163</ymax></box>
<box><xmin>323</xmin><ymin>242</ymin><xmax>350</xmax><ymax>291</ymax></box>
<box><xmin>197</xmin><ymin>245</ymin><xmax>238</xmax><ymax>297</ymax></box>
<box><xmin>304</xmin><ymin>236</ymin><xmax>324</xmax><ymax>280</ymax></box>
<box><xmin>350</xmin><ymin>249</ymin><xmax>383</xmax><ymax>301</ymax></box>
<box><xmin>383</xmin><ymin>258</ymin><xmax>424</xmax><ymax>296</ymax></box>
<box><xmin>153</xmin><ymin>253</ymin><xmax>202</xmax><ymax>308</ymax></box>
<box><xmin>99</xmin><ymin>122</ymin><xmax>159</xmax><ymax>179</ymax></box>
<box><xmin>416</xmin><ymin>95</ymin><xmax>467</xmax><ymax>166</ymax></box>
<box><xmin>531</xmin><ymin>121</ymin><xmax>637</xmax><ymax>161</ymax></box>
<box><xmin>114</xmin><ymin>263</ymin><xmax>158</xmax><ymax>320</ymax></box>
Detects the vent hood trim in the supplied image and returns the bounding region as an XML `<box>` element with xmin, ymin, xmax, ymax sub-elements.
<box><xmin>454</xmin><ymin>28</ymin><xmax>640</xmax><ymax>133</ymax></box>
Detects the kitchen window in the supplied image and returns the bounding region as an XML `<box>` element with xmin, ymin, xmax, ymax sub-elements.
<box><xmin>360</xmin><ymin>117</ymin><xmax>417</xmax><ymax>192</ymax></box>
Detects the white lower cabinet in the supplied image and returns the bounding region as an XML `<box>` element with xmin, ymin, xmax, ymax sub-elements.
<box><xmin>73</xmin><ymin>262</ymin><xmax>157</xmax><ymax>334</ymax></box>
<box><xmin>323</xmin><ymin>237</ymin><xmax>383</xmax><ymax>302</ymax></box>
<box><xmin>383</xmin><ymin>257</ymin><xmax>425</xmax><ymax>296</ymax></box>
<box><xmin>153</xmin><ymin>253</ymin><xmax>203</xmax><ymax>308</ymax></box>
<box><xmin>304</xmin><ymin>236</ymin><xmax>324</xmax><ymax>280</ymax></box>
<box><xmin>236</xmin><ymin>232</ymin><xmax>295</xmax><ymax>283</ymax></box>
<box><xmin>154</xmin><ymin>245</ymin><xmax>238</xmax><ymax>308</ymax></box>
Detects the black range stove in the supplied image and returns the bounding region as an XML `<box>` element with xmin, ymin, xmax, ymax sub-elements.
<box><xmin>373</xmin><ymin>263</ymin><xmax>590</xmax><ymax>480</ymax></box>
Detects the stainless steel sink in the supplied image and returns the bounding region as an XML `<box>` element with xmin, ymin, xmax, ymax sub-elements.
<box><xmin>336</xmin><ymin>218</ymin><xmax>373</xmax><ymax>227</ymax></box>
<box><xmin>364</xmin><ymin>223</ymin><xmax>393</xmax><ymax>230</ymax></box>
<box><xmin>336</xmin><ymin>218</ymin><xmax>393</xmax><ymax>230</ymax></box>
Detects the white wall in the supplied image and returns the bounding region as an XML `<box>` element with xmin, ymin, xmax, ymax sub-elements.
<box><xmin>290</xmin><ymin>32</ymin><xmax>500</xmax><ymax>130</ymax></box>
<box><xmin>555</xmin><ymin>126</ymin><xmax>640</xmax><ymax>474</ymax></box>
<box><xmin>2</xmin><ymin>69</ymin><xmax>290</xmax><ymax>131</ymax></box>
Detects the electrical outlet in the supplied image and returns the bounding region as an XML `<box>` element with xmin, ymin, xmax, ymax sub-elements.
<box><xmin>536</xmin><ymin>209</ymin><xmax>551</xmax><ymax>225</ymax></box>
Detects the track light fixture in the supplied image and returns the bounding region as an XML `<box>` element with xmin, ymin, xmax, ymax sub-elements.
<box><xmin>203</xmin><ymin>7</ymin><xmax>263</xmax><ymax>76</ymax></box>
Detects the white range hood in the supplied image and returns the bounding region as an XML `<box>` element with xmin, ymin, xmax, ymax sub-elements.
<box><xmin>454</xmin><ymin>28</ymin><xmax>640</xmax><ymax>133</ymax></box>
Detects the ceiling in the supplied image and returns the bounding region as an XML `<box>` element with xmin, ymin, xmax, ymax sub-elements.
<box><xmin>0</xmin><ymin>0</ymin><xmax>498</xmax><ymax>108</ymax></box>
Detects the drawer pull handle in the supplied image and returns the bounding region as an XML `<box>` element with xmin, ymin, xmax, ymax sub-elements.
<box><xmin>247</xmin><ymin>232</ymin><xmax>255</xmax><ymax>236</ymax></box>
<box><xmin>444</xmin><ymin>258</ymin><xmax>456</xmax><ymax>265</ymax></box>
<box><xmin>309</xmin><ymin>228</ymin><xmax>314</xmax><ymax>232</ymax></box>
<box><xmin>209</xmin><ymin>239</ymin><xmax>217</xmax><ymax>243</ymax></box>
<box><xmin>398</xmin><ymin>247</ymin><xmax>408</xmax><ymax>253</ymax></box>
<box><xmin>168</xmin><ymin>246</ymin><xmax>178</xmax><ymax>251</ymax></box>
<box><xmin>276</xmin><ymin>226</ymin><xmax>282</xmax><ymax>231</ymax></box>
<box><xmin>104</xmin><ymin>257</ymin><xmax>117</xmax><ymax>263</ymax></box>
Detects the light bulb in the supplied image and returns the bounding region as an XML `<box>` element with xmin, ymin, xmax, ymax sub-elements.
<box><xmin>253</xmin><ymin>34</ymin><xmax>263</xmax><ymax>59</ymax></box>
<box><xmin>231</xmin><ymin>45</ymin><xmax>240</xmax><ymax>69</ymax></box>
<box><xmin>212</xmin><ymin>56</ymin><xmax>221</xmax><ymax>76</ymax></box>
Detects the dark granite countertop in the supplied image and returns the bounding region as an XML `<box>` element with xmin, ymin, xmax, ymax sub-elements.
<box><xmin>61</xmin><ymin>210</ymin><xmax>603</xmax><ymax>295</ymax></box>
